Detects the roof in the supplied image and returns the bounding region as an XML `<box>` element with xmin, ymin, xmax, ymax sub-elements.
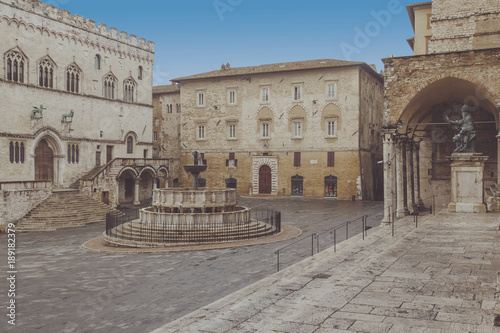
<box><xmin>152</xmin><ymin>84</ymin><xmax>180</xmax><ymax>94</ymax></box>
<box><xmin>172</xmin><ymin>59</ymin><xmax>382</xmax><ymax>82</ymax></box>
<box><xmin>406</xmin><ymin>2</ymin><xmax>432</xmax><ymax>32</ymax></box>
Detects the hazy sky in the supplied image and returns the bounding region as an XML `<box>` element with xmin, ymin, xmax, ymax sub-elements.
<box><xmin>48</xmin><ymin>0</ymin><xmax>417</xmax><ymax>85</ymax></box>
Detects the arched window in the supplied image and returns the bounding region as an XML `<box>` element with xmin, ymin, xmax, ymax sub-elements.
<box><xmin>38</xmin><ymin>58</ymin><xmax>55</xmax><ymax>88</ymax></box>
<box><xmin>9</xmin><ymin>141</ymin><xmax>25</xmax><ymax>164</ymax></box>
<box><xmin>104</xmin><ymin>74</ymin><xmax>116</xmax><ymax>99</ymax></box>
<box><xmin>138</xmin><ymin>66</ymin><xmax>143</xmax><ymax>80</ymax></box>
<box><xmin>127</xmin><ymin>136</ymin><xmax>133</xmax><ymax>154</ymax></box>
<box><xmin>95</xmin><ymin>54</ymin><xmax>101</xmax><ymax>70</ymax></box>
<box><xmin>14</xmin><ymin>142</ymin><xmax>19</xmax><ymax>163</ymax></box>
<box><xmin>66</xmin><ymin>64</ymin><xmax>81</xmax><ymax>93</ymax></box>
<box><xmin>5</xmin><ymin>50</ymin><xmax>26</xmax><ymax>83</ymax></box>
<box><xmin>67</xmin><ymin>144</ymin><xmax>80</xmax><ymax>164</ymax></box>
<box><xmin>124</xmin><ymin>78</ymin><xmax>136</xmax><ymax>103</ymax></box>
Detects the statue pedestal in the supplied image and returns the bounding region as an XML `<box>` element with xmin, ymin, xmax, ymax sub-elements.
<box><xmin>447</xmin><ymin>153</ymin><xmax>488</xmax><ymax>213</ymax></box>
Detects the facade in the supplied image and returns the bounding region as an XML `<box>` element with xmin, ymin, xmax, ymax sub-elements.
<box><xmin>0</xmin><ymin>0</ymin><xmax>170</xmax><ymax>224</ymax></box>
<box><xmin>382</xmin><ymin>0</ymin><xmax>500</xmax><ymax>221</ymax></box>
<box><xmin>406</xmin><ymin>2</ymin><xmax>432</xmax><ymax>55</ymax></box>
<box><xmin>170</xmin><ymin>59</ymin><xmax>384</xmax><ymax>200</ymax></box>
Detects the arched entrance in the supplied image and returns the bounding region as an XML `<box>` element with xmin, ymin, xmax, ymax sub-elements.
<box><xmin>259</xmin><ymin>165</ymin><xmax>272</xmax><ymax>194</ymax></box>
<box><xmin>291</xmin><ymin>175</ymin><xmax>303</xmax><ymax>196</ymax></box>
<box><xmin>35</xmin><ymin>139</ymin><xmax>54</xmax><ymax>182</ymax></box>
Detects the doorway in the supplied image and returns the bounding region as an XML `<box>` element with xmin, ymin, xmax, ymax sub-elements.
<box><xmin>106</xmin><ymin>146</ymin><xmax>113</xmax><ymax>163</ymax></box>
<box><xmin>35</xmin><ymin>139</ymin><xmax>53</xmax><ymax>182</ymax></box>
<box><xmin>259</xmin><ymin>165</ymin><xmax>272</xmax><ymax>194</ymax></box>
<box><xmin>291</xmin><ymin>175</ymin><xmax>303</xmax><ymax>196</ymax></box>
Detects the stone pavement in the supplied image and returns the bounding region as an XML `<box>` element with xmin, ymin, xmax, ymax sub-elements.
<box><xmin>151</xmin><ymin>210</ymin><xmax>500</xmax><ymax>333</ymax></box>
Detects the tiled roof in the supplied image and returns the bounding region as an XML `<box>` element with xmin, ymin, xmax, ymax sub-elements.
<box><xmin>172</xmin><ymin>59</ymin><xmax>379</xmax><ymax>82</ymax></box>
<box><xmin>152</xmin><ymin>84</ymin><xmax>180</xmax><ymax>94</ymax></box>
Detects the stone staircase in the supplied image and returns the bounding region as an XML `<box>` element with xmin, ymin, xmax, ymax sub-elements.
<box><xmin>485</xmin><ymin>183</ymin><xmax>500</xmax><ymax>212</ymax></box>
<box><xmin>15</xmin><ymin>189</ymin><xmax>121</xmax><ymax>232</ymax></box>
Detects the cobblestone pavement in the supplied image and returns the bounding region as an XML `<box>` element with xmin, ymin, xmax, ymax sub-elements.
<box><xmin>152</xmin><ymin>210</ymin><xmax>500</xmax><ymax>333</ymax></box>
<box><xmin>0</xmin><ymin>197</ymin><xmax>383</xmax><ymax>333</ymax></box>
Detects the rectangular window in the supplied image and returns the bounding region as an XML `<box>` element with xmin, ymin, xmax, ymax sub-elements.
<box><xmin>293</xmin><ymin>122</ymin><xmax>302</xmax><ymax>138</ymax></box>
<box><xmin>328</xmin><ymin>121</ymin><xmax>336</xmax><ymax>137</ymax></box>
<box><xmin>261</xmin><ymin>88</ymin><xmax>269</xmax><ymax>103</ymax></box>
<box><xmin>153</xmin><ymin>148</ymin><xmax>158</xmax><ymax>155</ymax></box>
<box><xmin>153</xmin><ymin>131</ymin><xmax>158</xmax><ymax>141</ymax></box>
<box><xmin>294</xmin><ymin>152</ymin><xmax>301</xmax><ymax>167</ymax></box>
<box><xmin>294</xmin><ymin>86</ymin><xmax>302</xmax><ymax>101</ymax></box>
<box><xmin>262</xmin><ymin>123</ymin><xmax>269</xmax><ymax>138</ymax></box>
<box><xmin>197</xmin><ymin>92</ymin><xmax>205</xmax><ymax>107</ymax></box>
<box><xmin>328</xmin><ymin>84</ymin><xmax>337</xmax><ymax>98</ymax></box>
<box><xmin>327</xmin><ymin>152</ymin><xmax>335</xmax><ymax>167</ymax></box>
<box><xmin>229</xmin><ymin>124</ymin><xmax>236</xmax><ymax>138</ymax></box>
<box><xmin>198</xmin><ymin>125</ymin><xmax>205</xmax><ymax>139</ymax></box>
<box><xmin>228</xmin><ymin>91</ymin><xmax>236</xmax><ymax>105</ymax></box>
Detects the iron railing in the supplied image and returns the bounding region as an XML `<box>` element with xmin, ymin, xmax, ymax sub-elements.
<box><xmin>105</xmin><ymin>209</ymin><xmax>281</xmax><ymax>246</ymax></box>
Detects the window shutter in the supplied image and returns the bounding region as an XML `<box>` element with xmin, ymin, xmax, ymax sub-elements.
<box><xmin>328</xmin><ymin>152</ymin><xmax>335</xmax><ymax>167</ymax></box>
<box><xmin>294</xmin><ymin>152</ymin><xmax>301</xmax><ymax>167</ymax></box>
<box><xmin>235</xmin><ymin>159</ymin><xmax>238</xmax><ymax>167</ymax></box>
<box><xmin>226</xmin><ymin>159</ymin><xmax>229</xmax><ymax>167</ymax></box>
<box><xmin>229</xmin><ymin>152</ymin><xmax>235</xmax><ymax>160</ymax></box>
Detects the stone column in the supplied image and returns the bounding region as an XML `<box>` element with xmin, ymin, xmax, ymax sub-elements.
<box><xmin>414</xmin><ymin>141</ymin><xmax>424</xmax><ymax>210</ymax></box>
<box><xmin>402</xmin><ymin>138</ymin><xmax>409</xmax><ymax>215</ymax></box>
<box><xmin>134</xmin><ymin>177</ymin><xmax>141</xmax><ymax>206</ymax></box>
<box><xmin>382</xmin><ymin>129</ymin><xmax>397</xmax><ymax>223</ymax></box>
<box><xmin>408</xmin><ymin>141</ymin><xmax>416</xmax><ymax>213</ymax></box>
<box><xmin>395</xmin><ymin>139</ymin><xmax>405</xmax><ymax>218</ymax></box>
<box><xmin>114</xmin><ymin>181</ymin><xmax>120</xmax><ymax>207</ymax></box>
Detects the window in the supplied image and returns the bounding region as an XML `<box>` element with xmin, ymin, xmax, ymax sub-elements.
<box><xmin>176</xmin><ymin>104</ymin><xmax>181</xmax><ymax>113</ymax></box>
<box><xmin>66</xmin><ymin>64</ymin><xmax>81</xmax><ymax>93</ymax></box>
<box><xmin>293</xmin><ymin>86</ymin><xmax>302</xmax><ymax>101</ymax></box>
<box><xmin>327</xmin><ymin>83</ymin><xmax>337</xmax><ymax>99</ymax></box>
<box><xmin>293</xmin><ymin>121</ymin><xmax>302</xmax><ymax>138</ymax></box>
<box><xmin>327</xmin><ymin>121</ymin><xmax>336</xmax><ymax>137</ymax></box>
<box><xmin>127</xmin><ymin>136</ymin><xmax>133</xmax><ymax>154</ymax></box>
<box><xmin>95</xmin><ymin>55</ymin><xmax>101</xmax><ymax>70</ymax></box>
<box><xmin>104</xmin><ymin>74</ymin><xmax>116</xmax><ymax>99</ymax></box>
<box><xmin>226</xmin><ymin>152</ymin><xmax>238</xmax><ymax>167</ymax></box>
<box><xmin>9</xmin><ymin>141</ymin><xmax>25</xmax><ymax>164</ymax></box>
<box><xmin>124</xmin><ymin>78</ymin><xmax>136</xmax><ymax>103</ymax></box>
<box><xmin>39</xmin><ymin>58</ymin><xmax>54</xmax><ymax>88</ymax></box>
<box><xmin>153</xmin><ymin>148</ymin><xmax>158</xmax><ymax>155</ymax></box>
<box><xmin>427</xmin><ymin>13</ymin><xmax>432</xmax><ymax>29</ymax></box>
<box><xmin>228</xmin><ymin>90</ymin><xmax>236</xmax><ymax>105</ymax></box>
<box><xmin>67</xmin><ymin>144</ymin><xmax>80</xmax><ymax>164</ymax></box>
<box><xmin>6</xmin><ymin>50</ymin><xmax>26</xmax><ymax>83</ymax></box>
<box><xmin>294</xmin><ymin>152</ymin><xmax>301</xmax><ymax>167</ymax></box>
<box><xmin>261</xmin><ymin>87</ymin><xmax>270</xmax><ymax>103</ymax></box>
<box><xmin>262</xmin><ymin>123</ymin><xmax>269</xmax><ymax>138</ymax></box>
<box><xmin>327</xmin><ymin>152</ymin><xmax>335</xmax><ymax>167</ymax></box>
<box><xmin>153</xmin><ymin>131</ymin><xmax>158</xmax><ymax>141</ymax></box>
<box><xmin>196</xmin><ymin>92</ymin><xmax>205</xmax><ymax>107</ymax></box>
<box><xmin>138</xmin><ymin>66</ymin><xmax>143</xmax><ymax>80</ymax></box>
<box><xmin>198</xmin><ymin>125</ymin><xmax>205</xmax><ymax>140</ymax></box>
<box><xmin>229</xmin><ymin>124</ymin><xmax>236</xmax><ymax>139</ymax></box>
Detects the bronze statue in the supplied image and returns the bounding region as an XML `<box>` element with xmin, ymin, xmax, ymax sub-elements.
<box><xmin>445</xmin><ymin>104</ymin><xmax>476</xmax><ymax>153</ymax></box>
<box><xmin>192</xmin><ymin>150</ymin><xmax>203</xmax><ymax>166</ymax></box>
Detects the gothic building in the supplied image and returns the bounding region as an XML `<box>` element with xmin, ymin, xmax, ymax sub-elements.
<box><xmin>0</xmin><ymin>0</ymin><xmax>170</xmax><ymax>226</ymax></box>
<box><xmin>167</xmin><ymin>59</ymin><xmax>384</xmax><ymax>200</ymax></box>
<box><xmin>382</xmin><ymin>0</ymin><xmax>500</xmax><ymax>221</ymax></box>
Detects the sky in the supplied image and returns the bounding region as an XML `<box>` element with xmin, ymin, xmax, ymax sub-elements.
<box><xmin>48</xmin><ymin>0</ymin><xmax>417</xmax><ymax>86</ymax></box>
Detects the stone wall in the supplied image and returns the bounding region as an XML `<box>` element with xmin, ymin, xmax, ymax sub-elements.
<box><xmin>431</xmin><ymin>0</ymin><xmax>500</xmax><ymax>53</ymax></box>
<box><xmin>0</xmin><ymin>181</ymin><xmax>52</xmax><ymax>226</ymax></box>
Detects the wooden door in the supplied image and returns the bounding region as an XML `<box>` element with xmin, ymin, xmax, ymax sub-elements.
<box><xmin>35</xmin><ymin>139</ymin><xmax>53</xmax><ymax>182</ymax></box>
<box><xmin>106</xmin><ymin>146</ymin><xmax>113</xmax><ymax>163</ymax></box>
<box><xmin>259</xmin><ymin>165</ymin><xmax>272</xmax><ymax>194</ymax></box>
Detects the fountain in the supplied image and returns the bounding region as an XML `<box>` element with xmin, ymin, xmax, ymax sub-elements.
<box><xmin>103</xmin><ymin>151</ymin><xmax>281</xmax><ymax>247</ymax></box>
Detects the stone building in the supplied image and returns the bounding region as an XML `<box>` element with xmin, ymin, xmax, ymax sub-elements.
<box><xmin>382</xmin><ymin>0</ymin><xmax>500</xmax><ymax>221</ymax></box>
<box><xmin>0</xmin><ymin>0</ymin><xmax>172</xmax><ymax>226</ymax></box>
<box><xmin>170</xmin><ymin>59</ymin><xmax>384</xmax><ymax>200</ymax></box>
<box><xmin>152</xmin><ymin>84</ymin><xmax>181</xmax><ymax>185</ymax></box>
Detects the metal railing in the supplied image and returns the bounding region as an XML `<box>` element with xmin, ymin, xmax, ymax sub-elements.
<box><xmin>275</xmin><ymin>215</ymin><xmax>370</xmax><ymax>272</ymax></box>
<box><xmin>106</xmin><ymin>209</ymin><xmax>281</xmax><ymax>246</ymax></box>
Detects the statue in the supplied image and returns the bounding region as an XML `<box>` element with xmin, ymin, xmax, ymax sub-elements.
<box><xmin>31</xmin><ymin>105</ymin><xmax>46</xmax><ymax>119</ymax></box>
<box><xmin>62</xmin><ymin>110</ymin><xmax>74</xmax><ymax>122</ymax></box>
<box><xmin>445</xmin><ymin>104</ymin><xmax>476</xmax><ymax>153</ymax></box>
<box><xmin>192</xmin><ymin>150</ymin><xmax>203</xmax><ymax>166</ymax></box>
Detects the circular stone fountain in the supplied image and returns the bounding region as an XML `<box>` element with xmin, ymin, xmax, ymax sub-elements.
<box><xmin>104</xmin><ymin>151</ymin><xmax>281</xmax><ymax>248</ymax></box>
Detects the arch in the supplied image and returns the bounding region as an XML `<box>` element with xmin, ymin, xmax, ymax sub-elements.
<box><xmin>157</xmin><ymin>166</ymin><xmax>169</xmax><ymax>179</ymax></box>
<box><xmin>257</xmin><ymin>106</ymin><xmax>275</xmax><ymax>134</ymax></box>
<box><xmin>287</xmin><ymin>105</ymin><xmax>307</xmax><ymax>133</ymax></box>
<box><xmin>116</xmin><ymin>166</ymin><xmax>139</xmax><ymax>180</ymax></box>
<box><xmin>395</xmin><ymin>76</ymin><xmax>499</xmax><ymax>127</ymax></box>
<box><xmin>138</xmin><ymin>166</ymin><xmax>157</xmax><ymax>179</ymax></box>
<box><xmin>321</xmin><ymin>102</ymin><xmax>343</xmax><ymax>133</ymax></box>
<box><xmin>32</xmin><ymin>128</ymin><xmax>64</xmax><ymax>185</ymax></box>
